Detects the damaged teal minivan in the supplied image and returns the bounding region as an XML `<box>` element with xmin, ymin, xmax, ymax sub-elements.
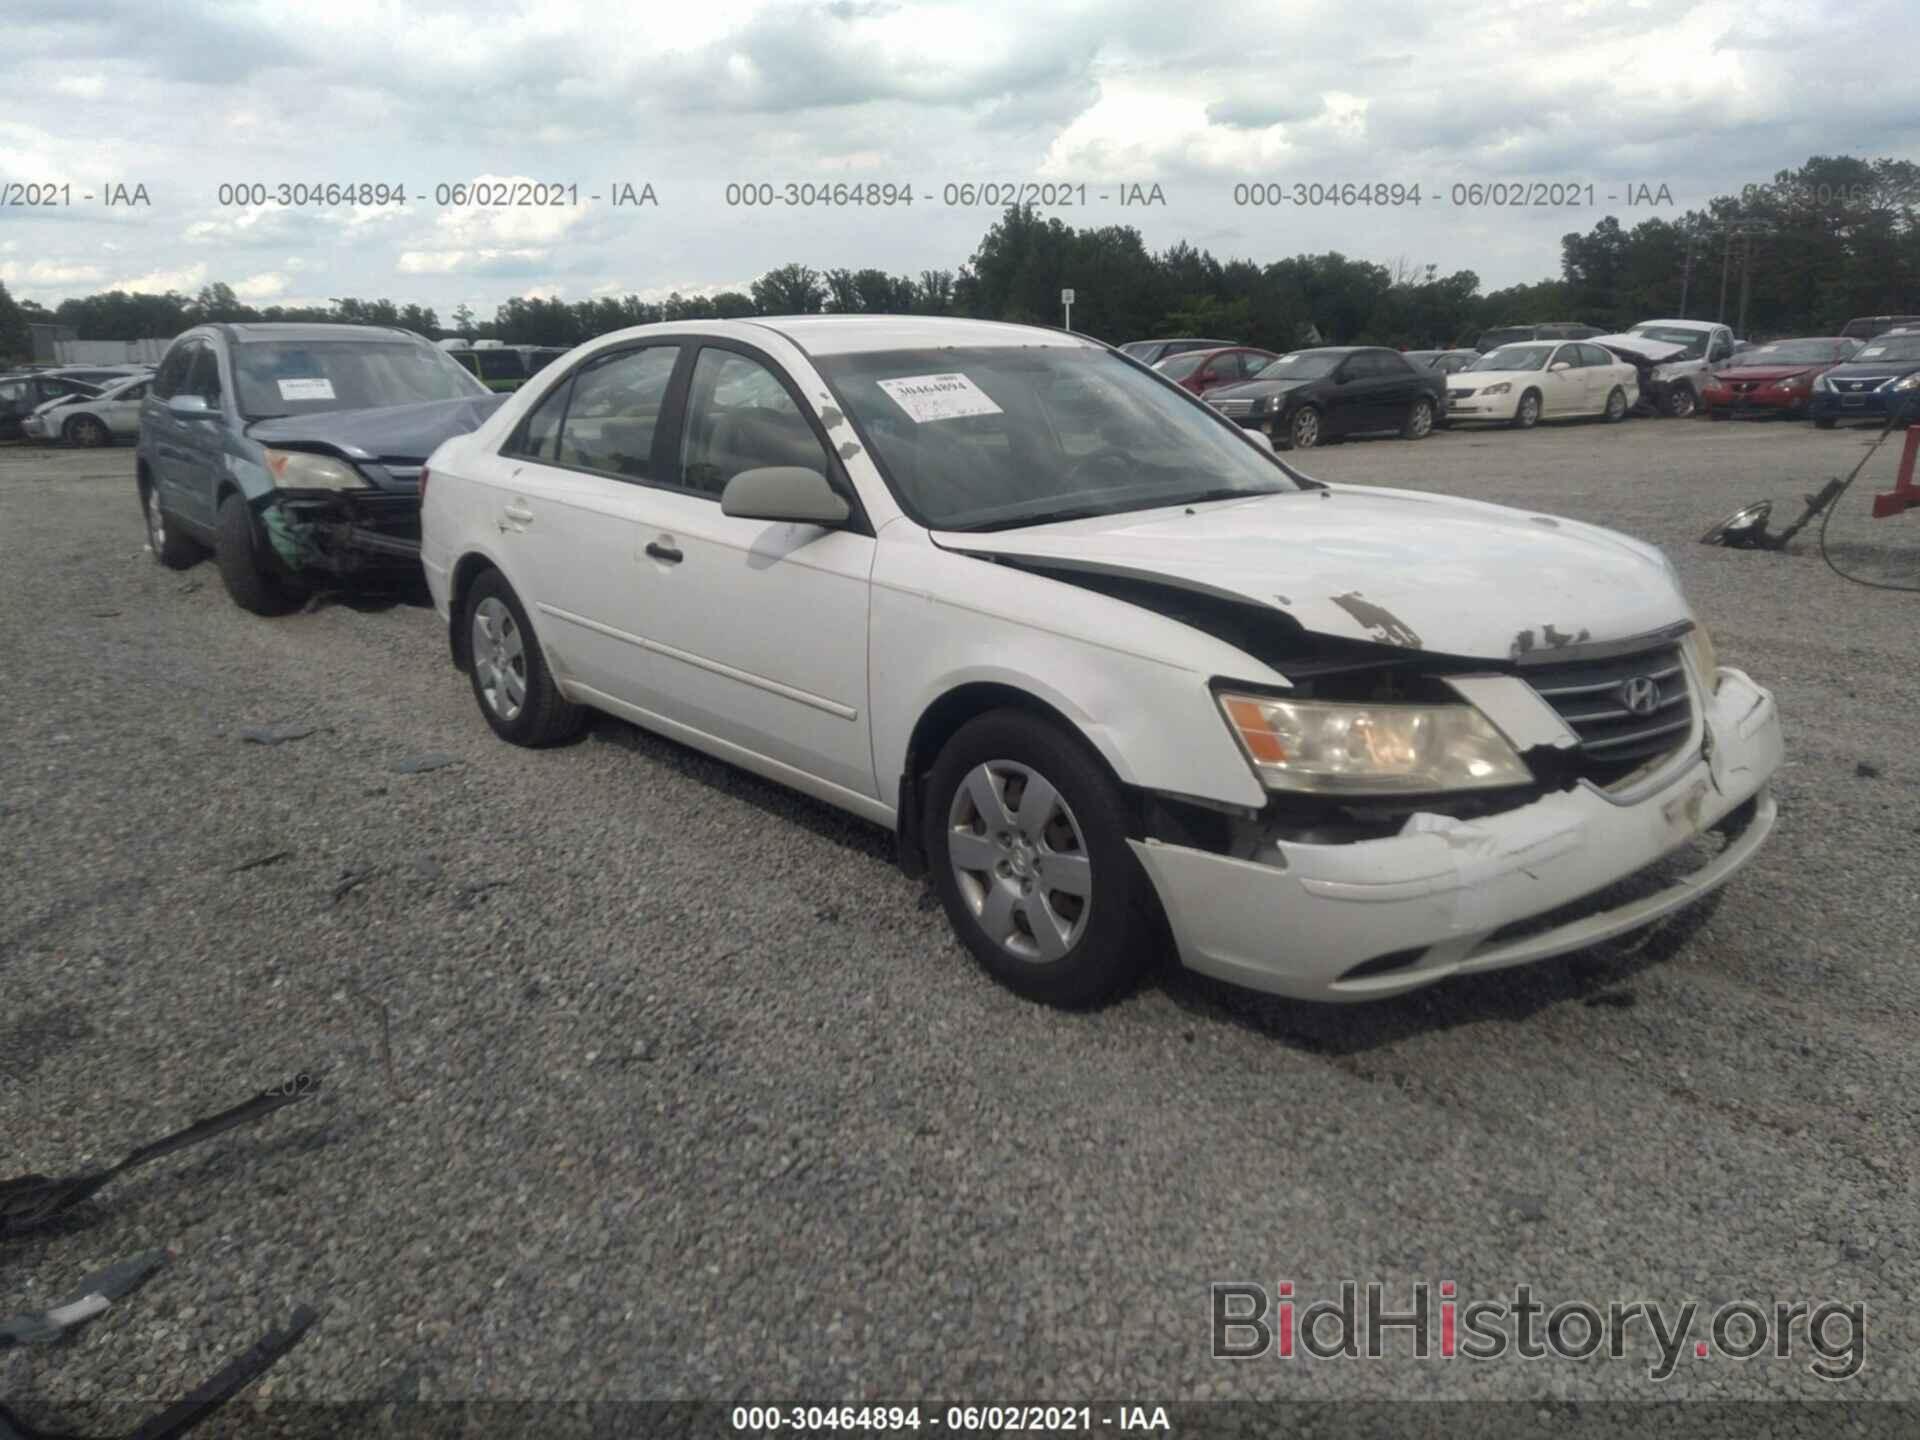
<box><xmin>136</xmin><ymin>323</ymin><xmax>505</xmax><ymax>615</ymax></box>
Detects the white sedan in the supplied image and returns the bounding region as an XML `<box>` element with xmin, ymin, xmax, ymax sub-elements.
<box><xmin>22</xmin><ymin>373</ymin><xmax>151</xmax><ymax>445</ymax></box>
<box><xmin>1444</xmin><ymin>341</ymin><xmax>1640</xmax><ymax>428</ymax></box>
<box><xmin>420</xmin><ymin>317</ymin><xmax>1781</xmax><ymax>1006</ymax></box>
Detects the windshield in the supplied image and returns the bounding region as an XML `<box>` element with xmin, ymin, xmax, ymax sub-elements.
<box><xmin>1254</xmin><ymin>351</ymin><xmax>1342</xmax><ymax>380</ymax></box>
<box><xmin>1477</xmin><ymin>328</ymin><xmax>1534</xmax><ymax>350</ymax></box>
<box><xmin>1627</xmin><ymin>325</ymin><xmax>1710</xmax><ymax>357</ymax></box>
<box><xmin>1851</xmin><ymin>335</ymin><xmax>1920</xmax><ymax>362</ymax></box>
<box><xmin>1741</xmin><ymin>340</ymin><xmax>1850</xmax><ymax>363</ymax></box>
<box><xmin>234</xmin><ymin>339</ymin><xmax>485</xmax><ymax>419</ymax></box>
<box><xmin>1117</xmin><ymin>342</ymin><xmax>1158</xmax><ymax>361</ymax></box>
<box><xmin>1156</xmin><ymin>353</ymin><xmax>1207</xmax><ymax>379</ymax></box>
<box><xmin>1472</xmin><ymin>344</ymin><xmax>1553</xmax><ymax>372</ymax></box>
<box><xmin>814</xmin><ymin>346</ymin><xmax>1298</xmax><ymax>531</ymax></box>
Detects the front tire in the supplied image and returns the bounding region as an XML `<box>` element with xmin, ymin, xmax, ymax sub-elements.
<box><xmin>65</xmin><ymin>414</ymin><xmax>110</xmax><ymax>447</ymax></box>
<box><xmin>215</xmin><ymin>492</ymin><xmax>302</xmax><ymax>615</ymax></box>
<box><xmin>1603</xmin><ymin>386</ymin><xmax>1628</xmax><ymax>423</ymax></box>
<box><xmin>924</xmin><ymin>710</ymin><xmax>1158</xmax><ymax>1008</ymax></box>
<box><xmin>1400</xmin><ymin>396</ymin><xmax>1435</xmax><ymax>440</ymax></box>
<box><xmin>1813</xmin><ymin>417</ymin><xmax>1837</xmax><ymax>430</ymax></box>
<box><xmin>1510</xmin><ymin>390</ymin><xmax>1542</xmax><ymax>429</ymax></box>
<box><xmin>1665</xmin><ymin>384</ymin><xmax>1698</xmax><ymax>418</ymax></box>
<box><xmin>1283</xmin><ymin>406</ymin><xmax>1322</xmax><ymax>450</ymax></box>
<box><xmin>462</xmin><ymin>568</ymin><xmax>584</xmax><ymax>746</ymax></box>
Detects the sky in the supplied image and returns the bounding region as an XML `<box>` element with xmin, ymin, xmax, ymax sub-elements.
<box><xmin>3</xmin><ymin>0</ymin><xmax>1917</xmax><ymax>320</ymax></box>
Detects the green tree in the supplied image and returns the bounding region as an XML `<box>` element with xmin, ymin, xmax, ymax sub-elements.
<box><xmin>751</xmin><ymin>264</ymin><xmax>825</xmax><ymax>314</ymax></box>
<box><xmin>0</xmin><ymin>279</ymin><xmax>30</xmax><ymax>362</ymax></box>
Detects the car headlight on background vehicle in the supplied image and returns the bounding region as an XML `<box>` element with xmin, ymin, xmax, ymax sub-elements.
<box><xmin>1480</xmin><ymin>382</ymin><xmax>1511</xmax><ymax>396</ymax></box>
<box><xmin>263</xmin><ymin>448</ymin><xmax>369</xmax><ymax>491</ymax></box>
<box><xmin>1261</xmin><ymin>394</ymin><xmax>1282</xmax><ymax>413</ymax></box>
<box><xmin>1215</xmin><ymin>693</ymin><xmax>1533</xmax><ymax>795</ymax></box>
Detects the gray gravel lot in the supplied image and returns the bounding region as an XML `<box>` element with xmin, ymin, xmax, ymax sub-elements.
<box><xmin>2</xmin><ymin>412</ymin><xmax>1917</xmax><ymax>1427</ymax></box>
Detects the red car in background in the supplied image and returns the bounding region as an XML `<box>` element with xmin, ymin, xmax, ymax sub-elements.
<box><xmin>1153</xmin><ymin>345</ymin><xmax>1279</xmax><ymax>396</ymax></box>
<box><xmin>1701</xmin><ymin>337</ymin><xmax>1861</xmax><ymax>418</ymax></box>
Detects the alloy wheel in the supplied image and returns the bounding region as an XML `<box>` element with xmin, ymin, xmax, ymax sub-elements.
<box><xmin>471</xmin><ymin>595</ymin><xmax>527</xmax><ymax>722</ymax></box>
<box><xmin>1291</xmin><ymin>409</ymin><xmax>1320</xmax><ymax>448</ymax></box>
<box><xmin>145</xmin><ymin>488</ymin><xmax>166</xmax><ymax>551</ymax></box>
<box><xmin>946</xmin><ymin>759</ymin><xmax>1092</xmax><ymax>963</ymax></box>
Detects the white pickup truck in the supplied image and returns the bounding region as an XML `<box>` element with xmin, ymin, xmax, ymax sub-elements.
<box><xmin>1589</xmin><ymin>319</ymin><xmax>1738</xmax><ymax>417</ymax></box>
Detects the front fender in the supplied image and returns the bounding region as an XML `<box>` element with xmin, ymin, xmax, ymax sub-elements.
<box><xmin>870</xmin><ymin>528</ymin><xmax>1276</xmax><ymax>814</ymax></box>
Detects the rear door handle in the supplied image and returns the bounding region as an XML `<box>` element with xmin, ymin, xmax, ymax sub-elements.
<box><xmin>645</xmin><ymin>541</ymin><xmax>683</xmax><ymax>564</ymax></box>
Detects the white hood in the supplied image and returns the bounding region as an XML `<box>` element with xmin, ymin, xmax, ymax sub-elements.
<box><xmin>1590</xmin><ymin>333</ymin><xmax>1691</xmax><ymax>363</ymax></box>
<box><xmin>933</xmin><ymin>486</ymin><xmax>1686</xmax><ymax>662</ymax></box>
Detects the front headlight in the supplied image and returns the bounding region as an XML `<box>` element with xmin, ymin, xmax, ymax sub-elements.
<box><xmin>1481</xmin><ymin>382</ymin><xmax>1511</xmax><ymax>396</ymax></box>
<box><xmin>1216</xmin><ymin>692</ymin><xmax>1534</xmax><ymax>795</ymax></box>
<box><xmin>1686</xmin><ymin>622</ymin><xmax>1720</xmax><ymax>692</ymax></box>
<box><xmin>1890</xmin><ymin>372</ymin><xmax>1920</xmax><ymax>392</ymax></box>
<box><xmin>264</xmin><ymin>448</ymin><xmax>369</xmax><ymax>492</ymax></box>
<box><xmin>1261</xmin><ymin>394</ymin><xmax>1282</xmax><ymax>412</ymax></box>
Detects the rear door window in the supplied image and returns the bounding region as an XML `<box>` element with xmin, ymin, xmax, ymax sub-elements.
<box><xmin>553</xmin><ymin>346</ymin><xmax>681</xmax><ymax>480</ymax></box>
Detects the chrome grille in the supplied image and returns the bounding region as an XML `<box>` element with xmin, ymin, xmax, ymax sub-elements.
<box><xmin>1523</xmin><ymin>644</ymin><xmax>1694</xmax><ymax>783</ymax></box>
<box><xmin>1211</xmin><ymin>398</ymin><xmax>1255</xmax><ymax>417</ymax></box>
<box><xmin>1447</xmin><ymin>386</ymin><xmax>1473</xmax><ymax>399</ymax></box>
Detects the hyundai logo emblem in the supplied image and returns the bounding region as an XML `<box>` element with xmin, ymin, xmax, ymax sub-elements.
<box><xmin>1619</xmin><ymin>675</ymin><xmax>1661</xmax><ymax>716</ymax></box>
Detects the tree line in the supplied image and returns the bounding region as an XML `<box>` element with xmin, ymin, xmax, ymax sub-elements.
<box><xmin>4</xmin><ymin>154</ymin><xmax>1914</xmax><ymax>364</ymax></box>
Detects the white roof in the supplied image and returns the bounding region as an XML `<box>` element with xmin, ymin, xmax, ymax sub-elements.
<box><xmin>1630</xmin><ymin>318</ymin><xmax>1719</xmax><ymax>331</ymax></box>
<box><xmin>750</xmin><ymin>314</ymin><xmax>1096</xmax><ymax>356</ymax></box>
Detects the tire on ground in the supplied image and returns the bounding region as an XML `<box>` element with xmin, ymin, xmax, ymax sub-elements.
<box><xmin>923</xmin><ymin>708</ymin><xmax>1161</xmax><ymax>1008</ymax></box>
<box><xmin>215</xmin><ymin>491</ymin><xmax>304</xmax><ymax>616</ymax></box>
<box><xmin>461</xmin><ymin>566</ymin><xmax>586</xmax><ymax>747</ymax></box>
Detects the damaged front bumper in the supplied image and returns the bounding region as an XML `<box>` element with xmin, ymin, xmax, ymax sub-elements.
<box><xmin>1131</xmin><ymin>666</ymin><xmax>1783</xmax><ymax>1001</ymax></box>
<box><xmin>258</xmin><ymin>488</ymin><xmax>422</xmax><ymax>578</ymax></box>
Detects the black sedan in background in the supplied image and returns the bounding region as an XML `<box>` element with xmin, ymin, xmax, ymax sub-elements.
<box><xmin>1810</xmin><ymin>331</ymin><xmax>1920</xmax><ymax>428</ymax></box>
<box><xmin>1202</xmin><ymin>347</ymin><xmax>1446</xmax><ymax>449</ymax></box>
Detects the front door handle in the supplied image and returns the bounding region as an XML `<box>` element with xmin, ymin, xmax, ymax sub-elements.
<box><xmin>502</xmin><ymin>500</ymin><xmax>535</xmax><ymax>524</ymax></box>
<box><xmin>645</xmin><ymin>541</ymin><xmax>683</xmax><ymax>564</ymax></box>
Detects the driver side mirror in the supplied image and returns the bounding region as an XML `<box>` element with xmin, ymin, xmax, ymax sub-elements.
<box><xmin>1549</xmin><ymin>360</ymin><xmax>1572</xmax><ymax>372</ymax></box>
<box><xmin>720</xmin><ymin>466</ymin><xmax>850</xmax><ymax>527</ymax></box>
<box><xmin>166</xmin><ymin>393</ymin><xmax>217</xmax><ymax>420</ymax></box>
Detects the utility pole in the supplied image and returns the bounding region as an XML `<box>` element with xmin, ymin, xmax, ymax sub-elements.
<box><xmin>1717</xmin><ymin>227</ymin><xmax>1733</xmax><ymax>323</ymax></box>
<box><xmin>1679</xmin><ymin>234</ymin><xmax>1695</xmax><ymax>318</ymax></box>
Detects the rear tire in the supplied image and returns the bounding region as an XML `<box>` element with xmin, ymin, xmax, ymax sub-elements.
<box><xmin>140</xmin><ymin>478</ymin><xmax>200</xmax><ymax>570</ymax></box>
<box><xmin>215</xmin><ymin>491</ymin><xmax>303</xmax><ymax>616</ymax></box>
<box><xmin>461</xmin><ymin>568</ymin><xmax>585</xmax><ymax>747</ymax></box>
<box><xmin>1603</xmin><ymin>386</ymin><xmax>1628</xmax><ymax>423</ymax></box>
<box><xmin>924</xmin><ymin>709</ymin><xmax>1158</xmax><ymax>1008</ymax></box>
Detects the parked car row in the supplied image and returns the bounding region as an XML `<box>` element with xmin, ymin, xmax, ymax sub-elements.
<box><xmin>1119</xmin><ymin>315</ymin><xmax>1914</xmax><ymax>445</ymax></box>
<box><xmin>128</xmin><ymin>315</ymin><xmax>1785</xmax><ymax>1009</ymax></box>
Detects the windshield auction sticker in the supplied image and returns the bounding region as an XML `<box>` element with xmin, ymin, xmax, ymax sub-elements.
<box><xmin>276</xmin><ymin>378</ymin><xmax>337</xmax><ymax>401</ymax></box>
<box><xmin>877</xmin><ymin>373</ymin><xmax>1003</xmax><ymax>422</ymax></box>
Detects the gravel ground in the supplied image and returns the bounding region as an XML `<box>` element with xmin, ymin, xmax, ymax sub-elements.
<box><xmin>2</xmin><ymin>412</ymin><xmax>1917</xmax><ymax>1431</ymax></box>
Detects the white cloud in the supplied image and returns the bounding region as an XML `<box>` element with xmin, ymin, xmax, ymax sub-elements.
<box><xmin>110</xmin><ymin>262</ymin><xmax>209</xmax><ymax>293</ymax></box>
<box><xmin>234</xmin><ymin>271</ymin><xmax>290</xmax><ymax>300</ymax></box>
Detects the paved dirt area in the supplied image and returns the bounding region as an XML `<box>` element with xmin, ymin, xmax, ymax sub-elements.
<box><xmin>3</xmin><ymin>412</ymin><xmax>1917</xmax><ymax>1427</ymax></box>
